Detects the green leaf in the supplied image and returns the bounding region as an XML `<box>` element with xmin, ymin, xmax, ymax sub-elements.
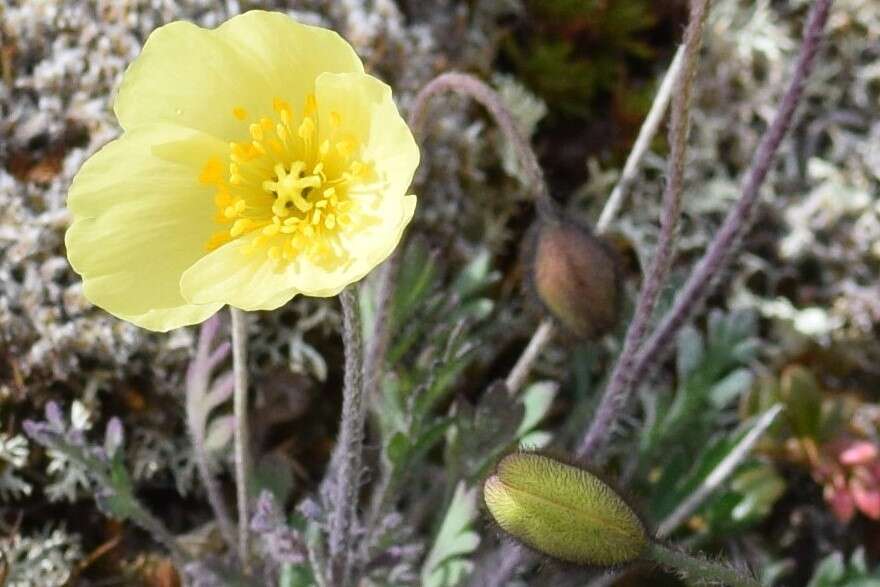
<box><xmin>421</xmin><ymin>482</ymin><xmax>481</xmax><ymax>587</ymax></box>
<box><xmin>452</xmin><ymin>248</ymin><xmax>498</xmax><ymax>299</ymax></box>
<box><xmin>95</xmin><ymin>491</ymin><xmax>137</xmax><ymax>521</ymax></box>
<box><xmin>780</xmin><ymin>366</ymin><xmax>824</xmax><ymax>440</ymax></box>
<box><xmin>807</xmin><ymin>548</ymin><xmax>880</xmax><ymax>587</ymax></box>
<box><xmin>676</xmin><ymin>324</ymin><xmax>704</xmax><ymax>380</ymax></box>
<box><xmin>709</xmin><ymin>369</ymin><xmax>754</xmax><ymax>409</ymax></box>
<box><xmin>516</xmin><ymin>381</ymin><xmax>558</xmax><ymax>437</ymax></box>
<box><xmin>448</xmin><ymin>382</ymin><xmax>525</xmax><ymax>481</ymax></box>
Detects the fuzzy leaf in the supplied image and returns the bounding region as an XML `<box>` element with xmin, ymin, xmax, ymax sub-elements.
<box><xmin>421</xmin><ymin>482</ymin><xmax>480</xmax><ymax>587</ymax></box>
<box><xmin>516</xmin><ymin>381</ymin><xmax>558</xmax><ymax>437</ymax></box>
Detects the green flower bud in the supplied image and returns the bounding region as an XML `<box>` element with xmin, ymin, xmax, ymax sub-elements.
<box><xmin>530</xmin><ymin>221</ymin><xmax>621</xmax><ymax>339</ymax></box>
<box><xmin>483</xmin><ymin>453</ymin><xmax>648</xmax><ymax>567</ymax></box>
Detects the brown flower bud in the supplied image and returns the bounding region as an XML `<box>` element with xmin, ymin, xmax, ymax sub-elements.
<box><xmin>530</xmin><ymin>221</ymin><xmax>621</xmax><ymax>339</ymax></box>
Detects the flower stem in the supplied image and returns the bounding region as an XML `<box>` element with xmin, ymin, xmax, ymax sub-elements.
<box><xmin>465</xmin><ymin>33</ymin><xmax>690</xmax><ymax>587</ymax></box>
<box><xmin>230</xmin><ymin>307</ymin><xmax>252</xmax><ymax>571</ymax></box>
<box><xmin>409</xmin><ymin>71</ymin><xmax>557</xmax><ymax>222</ymax></box>
<box><xmin>627</xmin><ymin>0</ymin><xmax>833</xmax><ymax>390</ymax></box>
<box><xmin>328</xmin><ymin>287</ymin><xmax>365</xmax><ymax>587</ymax></box>
<box><xmin>494</xmin><ymin>45</ymin><xmax>689</xmax><ymax>402</ymax></box>
<box><xmin>578</xmin><ymin>0</ymin><xmax>711</xmax><ymax>462</ymax></box>
<box><xmin>647</xmin><ymin>542</ymin><xmax>760</xmax><ymax>587</ymax></box>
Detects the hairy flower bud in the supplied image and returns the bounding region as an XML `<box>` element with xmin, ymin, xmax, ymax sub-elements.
<box><xmin>530</xmin><ymin>221</ymin><xmax>621</xmax><ymax>339</ymax></box>
<box><xmin>483</xmin><ymin>453</ymin><xmax>648</xmax><ymax>567</ymax></box>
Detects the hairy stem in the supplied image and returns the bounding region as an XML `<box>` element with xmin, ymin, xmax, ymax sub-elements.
<box><xmin>626</xmin><ymin>0</ymin><xmax>833</xmax><ymax>401</ymax></box>
<box><xmin>578</xmin><ymin>0</ymin><xmax>711</xmax><ymax>461</ymax></box>
<box><xmin>496</xmin><ymin>42</ymin><xmax>688</xmax><ymax>402</ymax></box>
<box><xmin>465</xmin><ymin>35</ymin><xmax>692</xmax><ymax>587</ymax></box>
<box><xmin>328</xmin><ymin>287</ymin><xmax>366</xmax><ymax>587</ymax></box>
<box><xmin>409</xmin><ymin>71</ymin><xmax>556</xmax><ymax>221</ymax></box>
<box><xmin>363</xmin><ymin>71</ymin><xmax>557</xmax><ymax>536</ymax></box>
<box><xmin>231</xmin><ymin>307</ymin><xmax>252</xmax><ymax>570</ymax></box>
<box><xmin>647</xmin><ymin>542</ymin><xmax>760</xmax><ymax>587</ymax></box>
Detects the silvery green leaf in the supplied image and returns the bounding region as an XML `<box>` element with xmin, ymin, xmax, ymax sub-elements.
<box><xmin>421</xmin><ymin>482</ymin><xmax>480</xmax><ymax>587</ymax></box>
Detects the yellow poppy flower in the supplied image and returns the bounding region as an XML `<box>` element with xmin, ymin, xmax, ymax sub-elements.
<box><xmin>66</xmin><ymin>11</ymin><xmax>419</xmax><ymax>332</ymax></box>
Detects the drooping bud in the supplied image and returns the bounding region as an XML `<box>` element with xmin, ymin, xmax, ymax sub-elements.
<box><xmin>530</xmin><ymin>221</ymin><xmax>621</xmax><ymax>339</ymax></box>
<box><xmin>483</xmin><ymin>452</ymin><xmax>648</xmax><ymax>567</ymax></box>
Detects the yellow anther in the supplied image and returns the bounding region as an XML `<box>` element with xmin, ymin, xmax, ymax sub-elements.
<box><xmin>205</xmin><ymin>231</ymin><xmax>231</xmax><ymax>251</ymax></box>
<box><xmin>204</xmin><ymin>95</ymin><xmax>382</xmax><ymax>266</ymax></box>
<box><xmin>304</xmin><ymin>93</ymin><xmax>317</xmax><ymax>116</ymax></box>
<box><xmin>230</xmin><ymin>218</ymin><xmax>252</xmax><ymax>237</ymax></box>
<box><xmin>199</xmin><ymin>157</ymin><xmax>225</xmax><ymax>185</ymax></box>
<box><xmin>298</xmin><ymin>117</ymin><xmax>315</xmax><ymax>140</ymax></box>
<box><xmin>336</xmin><ymin>139</ymin><xmax>356</xmax><ymax>158</ymax></box>
<box><xmin>214</xmin><ymin>190</ymin><xmax>233</xmax><ymax>208</ymax></box>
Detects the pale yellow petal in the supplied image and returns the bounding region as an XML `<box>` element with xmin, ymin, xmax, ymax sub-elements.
<box><xmin>179</xmin><ymin>71</ymin><xmax>419</xmax><ymax>309</ymax></box>
<box><xmin>114</xmin><ymin>12</ymin><xmax>364</xmax><ymax>142</ymax></box>
<box><xmin>179</xmin><ymin>237</ymin><xmax>301</xmax><ymax>311</ymax></box>
<box><xmin>66</xmin><ymin>124</ymin><xmax>226</xmax><ymax>331</ymax></box>
<box><xmin>216</xmin><ymin>11</ymin><xmax>363</xmax><ymax>107</ymax></box>
<box><xmin>314</xmin><ymin>72</ymin><xmax>420</xmax><ymax>200</ymax></box>
<box><xmin>115</xmin><ymin>303</ymin><xmax>223</xmax><ymax>333</ymax></box>
<box><xmin>114</xmin><ymin>20</ymin><xmax>273</xmax><ymax>139</ymax></box>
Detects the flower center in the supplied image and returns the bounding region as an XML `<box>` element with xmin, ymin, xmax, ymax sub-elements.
<box><xmin>199</xmin><ymin>94</ymin><xmax>383</xmax><ymax>271</ymax></box>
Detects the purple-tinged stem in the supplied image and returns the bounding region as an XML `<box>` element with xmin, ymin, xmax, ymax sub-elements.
<box><xmin>579</xmin><ymin>0</ymin><xmax>833</xmax><ymax>461</ymax></box>
<box><xmin>578</xmin><ymin>0</ymin><xmax>711</xmax><ymax>460</ymax></box>
<box><xmin>328</xmin><ymin>287</ymin><xmax>365</xmax><ymax>587</ymax></box>
<box><xmin>362</xmin><ymin>71</ymin><xmax>557</xmax><ymax>536</ymax></box>
<box><xmin>409</xmin><ymin>72</ymin><xmax>556</xmax><ymax>221</ymax></box>
<box><xmin>230</xmin><ymin>307</ymin><xmax>252</xmax><ymax>570</ymax></box>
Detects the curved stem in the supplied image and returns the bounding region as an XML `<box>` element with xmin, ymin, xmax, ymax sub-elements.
<box><xmin>578</xmin><ymin>0</ymin><xmax>711</xmax><ymax>461</ymax></box>
<box><xmin>465</xmin><ymin>34</ymin><xmax>692</xmax><ymax>587</ymax></box>
<box><xmin>230</xmin><ymin>307</ymin><xmax>251</xmax><ymax>571</ymax></box>
<box><xmin>409</xmin><ymin>71</ymin><xmax>557</xmax><ymax>221</ymax></box>
<box><xmin>624</xmin><ymin>0</ymin><xmax>833</xmax><ymax>407</ymax></box>
<box><xmin>362</xmin><ymin>72</ymin><xmax>557</xmax><ymax>536</ymax></box>
<box><xmin>647</xmin><ymin>542</ymin><xmax>760</xmax><ymax>587</ymax></box>
<box><xmin>328</xmin><ymin>287</ymin><xmax>366</xmax><ymax>587</ymax></box>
